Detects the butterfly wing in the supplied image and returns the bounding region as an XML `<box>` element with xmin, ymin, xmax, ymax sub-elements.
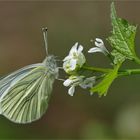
<box><xmin>0</xmin><ymin>63</ymin><xmax>44</xmax><ymax>98</ymax></box>
<box><xmin>0</xmin><ymin>64</ymin><xmax>55</xmax><ymax>124</ymax></box>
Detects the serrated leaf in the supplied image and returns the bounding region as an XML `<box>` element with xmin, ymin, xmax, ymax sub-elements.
<box><xmin>91</xmin><ymin>64</ymin><xmax>120</xmax><ymax>96</ymax></box>
<box><xmin>111</xmin><ymin>50</ymin><xmax>126</xmax><ymax>64</ymax></box>
<box><xmin>108</xmin><ymin>2</ymin><xmax>137</xmax><ymax>63</ymax></box>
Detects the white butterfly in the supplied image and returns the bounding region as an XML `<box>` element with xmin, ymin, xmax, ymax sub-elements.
<box><xmin>0</xmin><ymin>28</ymin><xmax>59</xmax><ymax>124</ymax></box>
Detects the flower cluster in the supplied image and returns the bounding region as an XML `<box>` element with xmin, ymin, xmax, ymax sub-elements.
<box><xmin>88</xmin><ymin>38</ymin><xmax>109</xmax><ymax>55</ymax></box>
<box><xmin>63</xmin><ymin>76</ymin><xmax>96</xmax><ymax>96</ymax></box>
<box><xmin>63</xmin><ymin>38</ymin><xmax>109</xmax><ymax>96</ymax></box>
<box><xmin>63</xmin><ymin>43</ymin><xmax>86</xmax><ymax>74</ymax></box>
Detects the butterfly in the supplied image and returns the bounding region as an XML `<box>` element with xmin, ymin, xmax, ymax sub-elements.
<box><xmin>0</xmin><ymin>27</ymin><xmax>59</xmax><ymax>124</ymax></box>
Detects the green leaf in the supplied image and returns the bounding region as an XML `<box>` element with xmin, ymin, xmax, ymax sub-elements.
<box><xmin>111</xmin><ymin>50</ymin><xmax>126</xmax><ymax>64</ymax></box>
<box><xmin>108</xmin><ymin>2</ymin><xmax>137</xmax><ymax>64</ymax></box>
<box><xmin>91</xmin><ymin>64</ymin><xmax>120</xmax><ymax>96</ymax></box>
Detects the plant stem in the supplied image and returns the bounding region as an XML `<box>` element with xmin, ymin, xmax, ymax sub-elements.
<box><xmin>134</xmin><ymin>57</ymin><xmax>140</xmax><ymax>65</ymax></box>
<box><xmin>82</xmin><ymin>66</ymin><xmax>111</xmax><ymax>73</ymax></box>
<box><xmin>118</xmin><ymin>69</ymin><xmax>140</xmax><ymax>76</ymax></box>
<box><xmin>82</xmin><ymin>65</ymin><xmax>140</xmax><ymax>77</ymax></box>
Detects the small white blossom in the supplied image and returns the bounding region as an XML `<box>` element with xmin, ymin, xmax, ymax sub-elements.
<box><xmin>88</xmin><ymin>38</ymin><xmax>109</xmax><ymax>55</ymax></box>
<box><xmin>63</xmin><ymin>75</ymin><xmax>84</xmax><ymax>96</ymax></box>
<box><xmin>63</xmin><ymin>42</ymin><xmax>86</xmax><ymax>74</ymax></box>
<box><xmin>68</xmin><ymin>86</ymin><xmax>75</xmax><ymax>96</ymax></box>
<box><xmin>63</xmin><ymin>79</ymin><xmax>73</xmax><ymax>87</ymax></box>
<box><xmin>63</xmin><ymin>75</ymin><xmax>96</xmax><ymax>96</ymax></box>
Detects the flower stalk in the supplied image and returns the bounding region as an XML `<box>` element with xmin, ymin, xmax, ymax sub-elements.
<box><xmin>82</xmin><ymin>66</ymin><xmax>111</xmax><ymax>73</ymax></box>
<box><xmin>83</xmin><ymin>65</ymin><xmax>140</xmax><ymax>77</ymax></box>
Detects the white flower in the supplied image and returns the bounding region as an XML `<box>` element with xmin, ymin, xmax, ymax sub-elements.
<box><xmin>88</xmin><ymin>38</ymin><xmax>109</xmax><ymax>55</ymax></box>
<box><xmin>63</xmin><ymin>75</ymin><xmax>84</xmax><ymax>96</ymax></box>
<box><xmin>63</xmin><ymin>75</ymin><xmax>96</xmax><ymax>96</ymax></box>
<box><xmin>63</xmin><ymin>42</ymin><xmax>86</xmax><ymax>74</ymax></box>
<box><xmin>68</xmin><ymin>86</ymin><xmax>75</xmax><ymax>96</ymax></box>
<box><xmin>63</xmin><ymin>79</ymin><xmax>73</xmax><ymax>87</ymax></box>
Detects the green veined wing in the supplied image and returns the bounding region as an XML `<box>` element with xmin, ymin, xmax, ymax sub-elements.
<box><xmin>0</xmin><ymin>63</ymin><xmax>44</xmax><ymax>98</ymax></box>
<box><xmin>0</xmin><ymin>63</ymin><xmax>56</xmax><ymax>124</ymax></box>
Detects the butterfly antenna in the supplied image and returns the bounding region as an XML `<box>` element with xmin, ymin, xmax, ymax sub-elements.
<box><xmin>42</xmin><ymin>27</ymin><xmax>48</xmax><ymax>56</ymax></box>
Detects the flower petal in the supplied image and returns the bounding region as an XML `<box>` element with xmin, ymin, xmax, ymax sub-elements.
<box><xmin>63</xmin><ymin>79</ymin><xmax>72</xmax><ymax>87</ymax></box>
<box><xmin>94</xmin><ymin>38</ymin><xmax>109</xmax><ymax>55</ymax></box>
<box><xmin>69</xmin><ymin>42</ymin><xmax>78</xmax><ymax>55</ymax></box>
<box><xmin>78</xmin><ymin>45</ymin><xmax>83</xmax><ymax>53</ymax></box>
<box><xmin>88</xmin><ymin>47</ymin><xmax>104</xmax><ymax>53</ymax></box>
<box><xmin>63</xmin><ymin>55</ymin><xmax>71</xmax><ymax>61</ymax></box>
<box><xmin>68</xmin><ymin>86</ymin><xmax>75</xmax><ymax>96</ymax></box>
<box><xmin>77</xmin><ymin>53</ymin><xmax>86</xmax><ymax>67</ymax></box>
<box><xmin>95</xmin><ymin>41</ymin><xmax>104</xmax><ymax>48</ymax></box>
<box><xmin>63</xmin><ymin>61</ymin><xmax>68</xmax><ymax>71</ymax></box>
<box><xmin>69</xmin><ymin>59</ymin><xmax>77</xmax><ymax>70</ymax></box>
<box><xmin>95</xmin><ymin>38</ymin><xmax>103</xmax><ymax>44</ymax></box>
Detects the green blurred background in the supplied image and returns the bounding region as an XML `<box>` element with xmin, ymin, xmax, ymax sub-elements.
<box><xmin>0</xmin><ymin>1</ymin><xmax>140</xmax><ymax>139</ymax></box>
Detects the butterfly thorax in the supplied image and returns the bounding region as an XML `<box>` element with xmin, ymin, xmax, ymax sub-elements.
<box><xmin>43</xmin><ymin>55</ymin><xmax>59</xmax><ymax>79</ymax></box>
